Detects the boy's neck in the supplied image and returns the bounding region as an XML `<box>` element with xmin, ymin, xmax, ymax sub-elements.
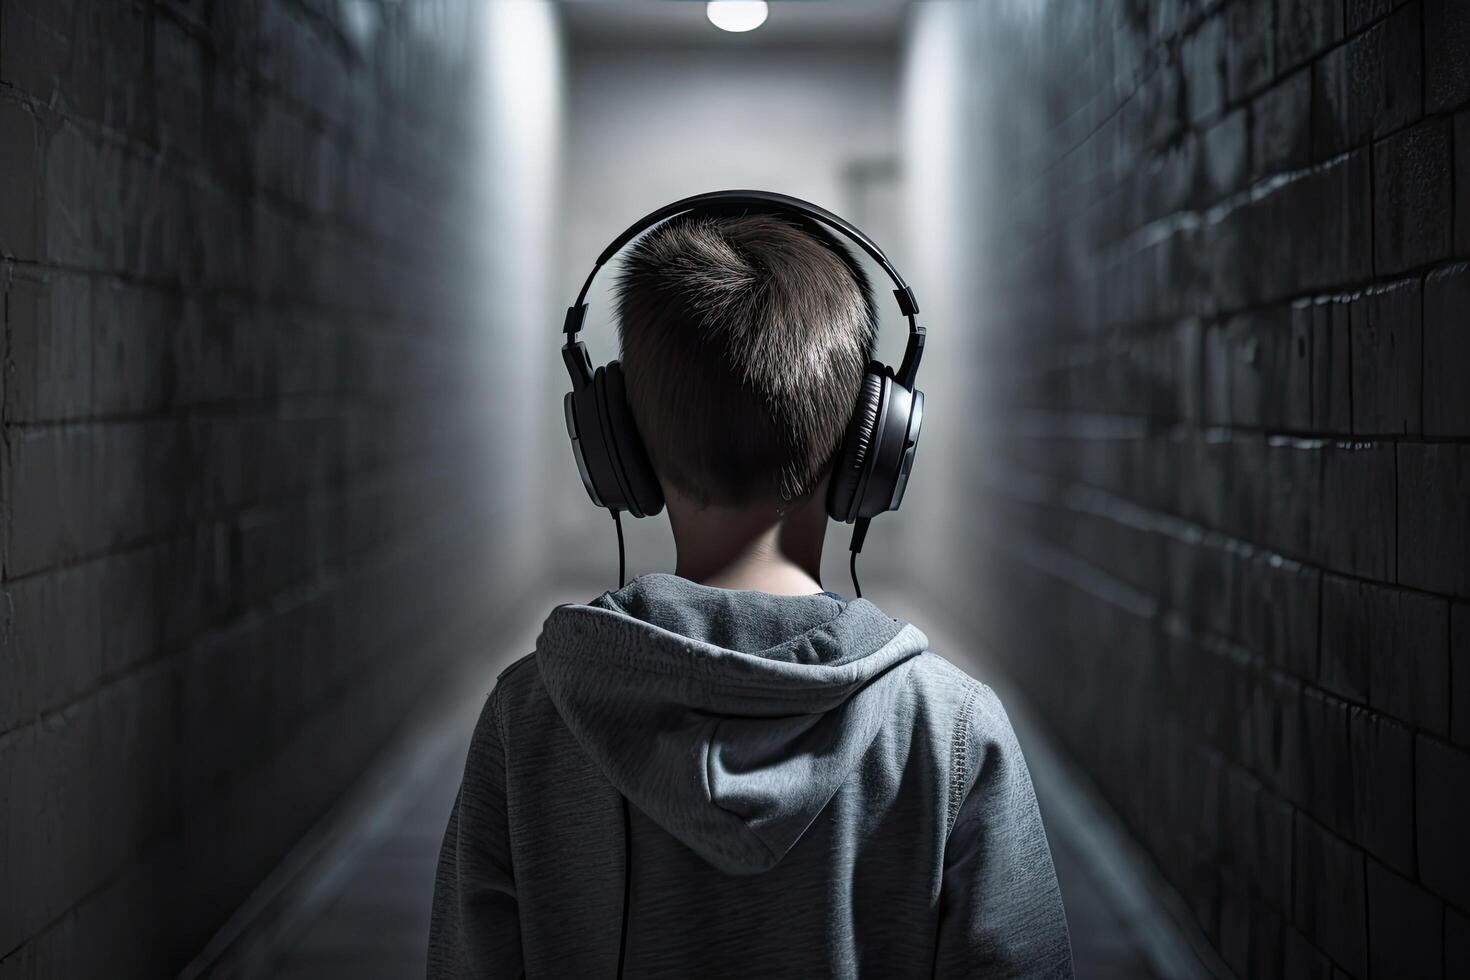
<box><xmin>666</xmin><ymin>488</ymin><xmax>828</xmax><ymax>596</ymax></box>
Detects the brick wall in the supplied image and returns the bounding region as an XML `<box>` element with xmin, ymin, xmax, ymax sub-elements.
<box><xmin>971</xmin><ymin>1</ymin><xmax>1469</xmax><ymax>977</ymax></box>
<box><xmin>0</xmin><ymin>1</ymin><xmax>511</xmax><ymax>974</ymax></box>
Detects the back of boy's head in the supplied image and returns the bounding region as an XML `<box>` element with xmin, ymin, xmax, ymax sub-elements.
<box><xmin>615</xmin><ymin>211</ymin><xmax>877</xmax><ymax>508</ymax></box>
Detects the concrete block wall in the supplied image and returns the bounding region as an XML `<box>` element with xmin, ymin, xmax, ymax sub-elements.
<box><xmin>969</xmin><ymin>1</ymin><xmax>1469</xmax><ymax>977</ymax></box>
<box><xmin>0</xmin><ymin>0</ymin><xmax>510</xmax><ymax>974</ymax></box>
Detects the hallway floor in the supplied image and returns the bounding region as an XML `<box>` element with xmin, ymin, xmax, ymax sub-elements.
<box><xmin>215</xmin><ymin>581</ymin><xmax>1220</xmax><ymax>980</ymax></box>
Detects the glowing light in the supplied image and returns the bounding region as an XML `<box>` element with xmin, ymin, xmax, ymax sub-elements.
<box><xmin>706</xmin><ymin>1</ymin><xmax>768</xmax><ymax>33</ymax></box>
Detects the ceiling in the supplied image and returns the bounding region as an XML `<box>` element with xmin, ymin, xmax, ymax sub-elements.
<box><xmin>558</xmin><ymin>0</ymin><xmax>912</xmax><ymax>46</ymax></box>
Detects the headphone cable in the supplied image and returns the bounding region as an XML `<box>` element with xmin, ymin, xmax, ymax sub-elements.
<box><xmin>612</xmin><ymin>508</ymin><xmax>626</xmax><ymax>588</ymax></box>
<box><xmin>617</xmin><ymin>794</ymin><xmax>632</xmax><ymax>977</ymax></box>
<box><xmin>848</xmin><ymin>517</ymin><xmax>870</xmax><ymax>599</ymax></box>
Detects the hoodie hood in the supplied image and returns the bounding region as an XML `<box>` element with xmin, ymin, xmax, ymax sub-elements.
<box><xmin>534</xmin><ymin>573</ymin><xmax>927</xmax><ymax>875</ymax></box>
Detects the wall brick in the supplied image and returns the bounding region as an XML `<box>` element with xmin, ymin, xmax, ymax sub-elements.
<box><xmin>1398</xmin><ymin>444</ymin><xmax>1470</xmax><ymax>596</ymax></box>
<box><xmin>1222</xmin><ymin>766</ymin><xmax>1293</xmax><ymax>913</ymax></box>
<box><xmin>1284</xmin><ymin>926</ymin><xmax>1336</xmax><ymax>980</ymax></box>
<box><xmin>0</xmin><ymin>0</ymin><xmax>70</xmax><ymax>102</ymax></box>
<box><xmin>1183</xmin><ymin>16</ymin><xmax>1226</xmax><ymax>126</ymax></box>
<box><xmin>1257</xmin><ymin>437</ymin><xmax>1321</xmax><ymax>560</ymax></box>
<box><xmin>1299</xmin><ymin>150</ymin><xmax>1374</xmax><ymax>291</ymax></box>
<box><xmin>89</xmin><ymin>280</ymin><xmax>176</xmax><ymax>417</ymax></box>
<box><xmin>1454</xmin><ymin>604</ymin><xmax>1470</xmax><ymax>749</ymax></box>
<box><xmin>0</xmin><ymin>97</ymin><xmax>41</xmax><ymax>259</ymax></box>
<box><xmin>1347</xmin><ymin>707</ymin><xmax>1415</xmax><ymax>873</ymax></box>
<box><xmin>1312</xmin><ymin>577</ymin><xmax>1443</xmax><ymax>738</ymax></box>
<box><xmin>0</xmin><ymin>565</ymin><xmax>102</xmax><ymax>731</ymax></box>
<box><xmin>1204</xmin><ymin>322</ymin><xmax>1232</xmax><ymax>425</ymax></box>
<box><xmin>1226</xmin><ymin>0</ymin><xmax>1272</xmax><ymax>102</ymax></box>
<box><xmin>1448</xmin><ymin>907</ymin><xmax>1470</xmax><ymax>980</ymax></box>
<box><xmin>2</xmin><ymin>275</ymin><xmax>96</xmax><ymax>423</ymax></box>
<box><xmin>1457</xmin><ymin>112</ymin><xmax>1470</xmax><ymax>256</ymax></box>
<box><xmin>1220</xmin><ymin>880</ymin><xmax>1251</xmax><ymax>974</ymax></box>
<box><xmin>1311</xmin><ymin>150</ymin><xmax>1375</xmax><ymax>290</ymax></box>
<box><xmin>1313</xmin><ymin>5</ymin><xmax>1422</xmax><ymax>157</ymax></box>
<box><xmin>1203</xmin><ymin>109</ymin><xmax>1249</xmax><ymax>200</ymax></box>
<box><xmin>1238</xmin><ymin>550</ymin><xmax>1319</xmax><ymax>679</ymax></box>
<box><xmin>1425</xmin><ymin>0</ymin><xmax>1470</xmax><ymax>112</ymax></box>
<box><xmin>1367</xmin><ymin>589</ymin><xmax>1451</xmax><ymax>736</ymax></box>
<box><xmin>1367</xmin><ymin>860</ymin><xmax>1445</xmax><ymax>980</ymax></box>
<box><xmin>1349</xmin><ymin>278</ymin><xmax>1422</xmax><ymax>435</ymax></box>
<box><xmin>1424</xmin><ymin>263</ymin><xmax>1470</xmax><ymax>435</ymax></box>
<box><xmin>1284</xmin><ymin>688</ymin><xmax>1354</xmax><ymax>833</ymax></box>
<box><xmin>1316</xmin><ymin>441</ymin><xmax>1395</xmax><ymax>580</ymax></box>
<box><xmin>1346</xmin><ymin>0</ymin><xmax>1412</xmax><ymax>33</ymax></box>
<box><xmin>1320</xmin><ymin>576</ymin><xmax>1372</xmax><ymax>703</ymax></box>
<box><xmin>1219</xmin><ymin>307</ymin><xmax>1312</xmax><ymax>429</ymax></box>
<box><xmin>1248</xmin><ymin>906</ymin><xmax>1286</xmax><ymax>980</ymax></box>
<box><xmin>155</xmin><ymin>15</ymin><xmax>208</xmax><ymax>163</ymax></box>
<box><xmin>1415</xmin><ymin>736</ymin><xmax>1470</xmax><ymax>909</ymax></box>
<box><xmin>1294</xmin><ymin>814</ymin><xmax>1368</xmax><ymax>977</ymax></box>
<box><xmin>1253</xmin><ymin>68</ymin><xmax>1312</xmax><ymax>178</ymax></box>
<box><xmin>1374</xmin><ymin>119</ymin><xmax>1454</xmax><ymax>275</ymax></box>
<box><xmin>1278</xmin><ymin>0</ymin><xmax>1344</xmax><ymax>72</ymax></box>
<box><xmin>1309</xmin><ymin>297</ymin><xmax>1353</xmax><ymax>434</ymax></box>
<box><xmin>0</xmin><ymin>669</ymin><xmax>175</xmax><ymax>957</ymax></box>
<box><xmin>1252</xmin><ymin>668</ymin><xmax>1304</xmax><ymax>795</ymax></box>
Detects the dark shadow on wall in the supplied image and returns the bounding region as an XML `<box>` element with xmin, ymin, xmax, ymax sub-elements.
<box><xmin>0</xmin><ymin>1</ymin><xmax>513</xmax><ymax>972</ymax></box>
<box><xmin>965</xmin><ymin>2</ymin><xmax>1470</xmax><ymax>978</ymax></box>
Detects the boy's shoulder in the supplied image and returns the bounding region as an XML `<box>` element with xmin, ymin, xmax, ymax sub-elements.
<box><xmin>489</xmin><ymin>650</ymin><xmax>545</xmax><ymax>713</ymax></box>
<box><xmin>907</xmin><ymin>649</ymin><xmax>1012</xmax><ymax>729</ymax></box>
<box><xmin>904</xmin><ymin>649</ymin><xmax>1027</xmax><ymax>785</ymax></box>
<box><xmin>497</xmin><ymin>650</ymin><xmax>540</xmax><ymax>685</ymax></box>
<box><xmin>904</xmin><ymin>649</ymin><xmax>1029</xmax><ymax>829</ymax></box>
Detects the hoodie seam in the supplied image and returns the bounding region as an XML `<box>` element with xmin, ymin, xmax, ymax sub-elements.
<box><xmin>567</xmin><ymin>652</ymin><xmax>903</xmax><ymax>698</ymax></box>
<box><xmin>496</xmin><ymin>651</ymin><xmax>539</xmax><ymax>685</ymax></box>
<box><xmin>589</xmin><ymin>658</ymin><xmax>894</xmax><ymax>699</ymax></box>
<box><xmin>490</xmin><ymin>687</ymin><xmax>508</xmax><ymax>756</ymax></box>
<box><xmin>552</xmin><ymin>605</ymin><xmax>913</xmax><ymax>676</ymax></box>
<box><xmin>945</xmin><ymin>681</ymin><xmax>981</xmax><ymax>838</ymax></box>
<box><xmin>544</xmin><ymin>624</ymin><xmax>918</xmax><ymax>698</ymax></box>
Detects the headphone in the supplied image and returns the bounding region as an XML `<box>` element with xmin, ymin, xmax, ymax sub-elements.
<box><xmin>560</xmin><ymin>190</ymin><xmax>926</xmax><ymax>594</ymax></box>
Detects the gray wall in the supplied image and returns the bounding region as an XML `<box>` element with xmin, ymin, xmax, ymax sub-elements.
<box><xmin>943</xmin><ymin>1</ymin><xmax>1470</xmax><ymax>977</ymax></box>
<box><xmin>0</xmin><ymin>0</ymin><xmax>559</xmax><ymax>973</ymax></box>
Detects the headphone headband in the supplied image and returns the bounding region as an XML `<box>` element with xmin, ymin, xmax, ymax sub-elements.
<box><xmin>561</xmin><ymin>189</ymin><xmax>926</xmax><ymax>388</ymax></box>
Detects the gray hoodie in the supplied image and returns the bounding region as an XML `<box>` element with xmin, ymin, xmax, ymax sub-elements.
<box><xmin>428</xmin><ymin>574</ymin><xmax>1072</xmax><ymax>978</ymax></box>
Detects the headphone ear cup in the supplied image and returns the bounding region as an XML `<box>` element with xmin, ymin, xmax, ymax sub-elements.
<box><xmin>826</xmin><ymin>371</ymin><xmax>887</xmax><ymax>523</ymax></box>
<box><xmin>599</xmin><ymin>361</ymin><xmax>664</xmax><ymax>518</ymax></box>
<box><xmin>568</xmin><ymin>373</ymin><xmax>624</xmax><ymax>512</ymax></box>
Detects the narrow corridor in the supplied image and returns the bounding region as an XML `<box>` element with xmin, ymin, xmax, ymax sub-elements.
<box><xmin>3</xmin><ymin>2</ymin><xmax>1466</xmax><ymax>976</ymax></box>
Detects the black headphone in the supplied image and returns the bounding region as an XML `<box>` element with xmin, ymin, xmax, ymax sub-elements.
<box><xmin>561</xmin><ymin>190</ymin><xmax>926</xmax><ymax>594</ymax></box>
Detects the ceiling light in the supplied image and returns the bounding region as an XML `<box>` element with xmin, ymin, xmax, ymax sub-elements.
<box><xmin>706</xmin><ymin>1</ymin><xmax>768</xmax><ymax>33</ymax></box>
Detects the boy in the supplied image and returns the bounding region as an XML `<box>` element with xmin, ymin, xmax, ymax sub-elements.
<box><xmin>429</xmin><ymin>209</ymin><xmax>1073</xmax><ymax>978</ymax></box>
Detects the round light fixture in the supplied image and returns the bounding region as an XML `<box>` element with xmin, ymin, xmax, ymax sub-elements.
<box><xmin>706</xmin><ymin>1</ymin><xmax>769</xmax><ymax>33</ymax></box>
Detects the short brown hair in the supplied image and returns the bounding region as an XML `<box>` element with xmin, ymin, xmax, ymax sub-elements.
<box><xmin>615</xmin><ymin>211</ymin><xmax>877</xmax><ymax>507</ymax></box>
